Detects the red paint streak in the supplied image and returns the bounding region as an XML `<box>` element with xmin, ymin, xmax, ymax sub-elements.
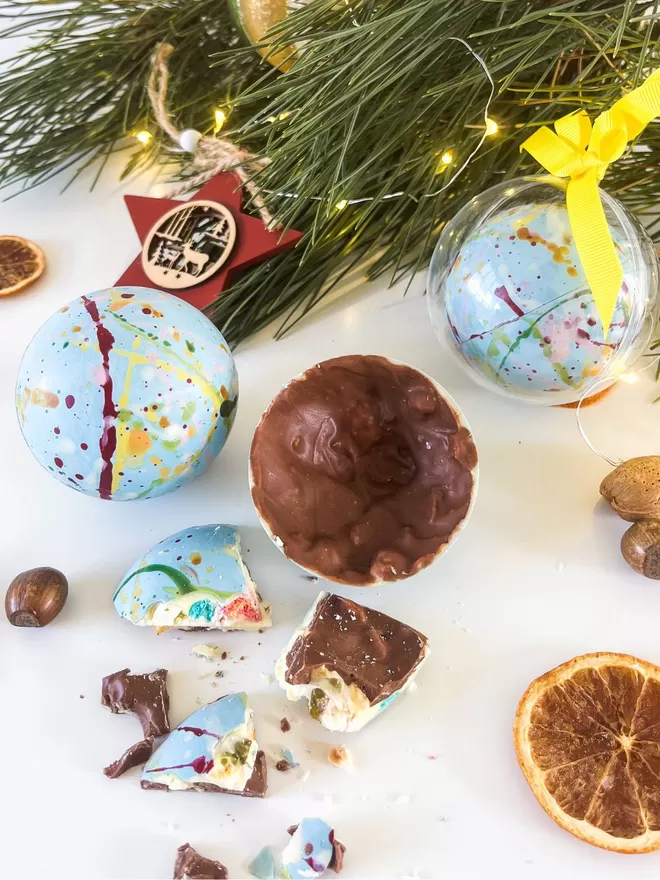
<box><xmin>493</xmin><ymin>285</ymin><xmax>524</xmax><ymax>317</ymax></box>
<box><xmin>178</xmin><ymin>726</ymin><xmax>221</xmax><ymax>740</ymax></box>
<box><xmin>81</xmin><ymin>296</ymin><xmax>117</xmax><ymax>500</ymax></box>
<box><xmin>54</xmin><ymin>457</ymin><xmax>63</xmax><ymax>468</ymax></box>
<box><xmin>304</xmin><ymin>857</ymin><xmax>325</xmax><ymax>873</ymax></box>
<box><xmin>148</xmin><ymin>756</ymin><xmax>214</xmax><ymax>775</ymax></box>
<box><xmin>65</xmin><ymin>394</ymin><xmax>75</xmax><ymax>409</ymax></box>
<box><xmin>577</xmin><ymin>328</ymin><xmax>590</xmax><ymax>340</ymax></box>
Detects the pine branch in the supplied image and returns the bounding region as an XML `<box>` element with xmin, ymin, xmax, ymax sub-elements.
<box><xmin>0</xmin><ymin>0</ymin><xmax>658</xmax><ymax>348</ymax></box>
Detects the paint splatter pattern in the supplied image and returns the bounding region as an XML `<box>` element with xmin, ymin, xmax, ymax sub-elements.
<box><xmin>16</xmin><ymin>287</ymin><xmax>238</xmax><ymax>500</ymax></box>
<box><xmin>444</xmin><ymin>203</ymin><xmax>634</xmax><ymax>394</ymax></box>
<box><xmin>142</xmin><ymin>693</ymin><xmax>258</xmax><ymax>791</ymax></box>
<box><xmin>114</xmin><ymin>524</ymin><xmax>271</xmax><ymax>630</ymax></box>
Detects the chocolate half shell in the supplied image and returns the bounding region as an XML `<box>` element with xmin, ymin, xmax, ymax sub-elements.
<box><xmin>249</xmin><ymin>355</ymin><xmax>478</xmax><ymax>586</ymax></box>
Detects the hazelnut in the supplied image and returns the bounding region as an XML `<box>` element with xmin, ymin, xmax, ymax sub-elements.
<box><xmin>621</xmin><ymin>520</ymin><xmax>660</xmax><ymax>579</ymax></box>
<box><xmin>5</xmin><ymin>567</ymin><xmax>68</xmax><ymax>627</ymax></box>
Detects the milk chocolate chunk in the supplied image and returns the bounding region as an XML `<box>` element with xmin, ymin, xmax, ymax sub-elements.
<box><xmin>250</xmin><ymin>354</ymin><xmax>476</xmax><ymax>585</ymax></box>
<box><xmin>276</xmin><ymin>592</ymin><xmax>429</xmax><ymax>732</ymax></box>
<box><xmin>173</xmin><ymin>843</ymin><xmax>228</xmax><ymax>879</ymax></box>
<box><xmin>101</xmin><ymin>668</ymin><xmax>170</xmax><ymax>737</ymax></box>
<box><xmin>103</xmin><ymin>737</ymin><xmax>155</xmax><ymax>779</ymax></box>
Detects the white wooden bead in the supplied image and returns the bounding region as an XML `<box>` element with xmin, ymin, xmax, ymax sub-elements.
<box><xmin>178</xmin><ymin>129</ymin><xmax>201</xmax><ymax>153</ymax></box>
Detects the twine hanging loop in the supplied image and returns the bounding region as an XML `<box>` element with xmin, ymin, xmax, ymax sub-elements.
<box><xmin>147</xmin><ymin>43</ymin><xmax>275</xmax><ymax>229</ymax></box>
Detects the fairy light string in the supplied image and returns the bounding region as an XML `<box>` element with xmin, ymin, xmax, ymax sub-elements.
<box><xmin>144</xmin><ymin>38</ymin><xmax>495</xmax><ymax>213</ymax></box>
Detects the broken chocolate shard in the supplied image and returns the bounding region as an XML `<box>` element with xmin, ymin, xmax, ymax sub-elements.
<box><xmin>250</xmin><ymin>354</ymin><xmax>477</xmax><ymax>585</ymax></box>
<box><xmin>276</xmin><ymin>592</ymin><xmax>429</xmax><ymax>732</ymax></box>
<box><xmin>280</xmin><ymin>717</ymin><xmax>291</xmax><ymax>733</ymax></box>
<box><xmin>104</xmin><ymin>737</ymin><xmax>155</xmax><ymax>779</ymax></box>
<box><xmin>330</xmin><ymin>839</ymin><xmax>346</xmax><ymax>874</ymax></box>
<box><xmin>276</xmin><ymin>759</ymin><xmax>291</xmax><ymax>772</ymax></box>
<box><xmin>101</xmin><ymin>668</ymin><xmax>170</xmax><ymax>737</ymax></box>
<box><xmin>173</xmin><ymin>843</ymin><xmax>228</xmax><ymax>879</ymax></box>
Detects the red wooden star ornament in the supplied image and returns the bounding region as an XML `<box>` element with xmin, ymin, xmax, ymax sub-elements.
<box><xmin>116</xmin><ymin>172</ymin><xmax>302</xmax><ymax>311</ymax></box>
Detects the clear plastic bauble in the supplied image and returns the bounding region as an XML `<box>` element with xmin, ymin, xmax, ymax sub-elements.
<box><xmin>427</xmin><ymin>178</ymin><xmax>659</xmax><ymax>405</ymax></box>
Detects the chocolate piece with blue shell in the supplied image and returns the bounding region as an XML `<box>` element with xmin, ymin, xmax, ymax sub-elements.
<box><xmin>141</xmin><ymin>693</ymin><xmax>267</xmax><ymax>797</ymax></box>
<box><xmin>113</xmin><ymin>525</ymin><xmax>271</xmax><ymax>632</ymax></box>
<box><xmin>283</xmin><ymin>819</ymin><xmax>345</xmax><ymax>878</ymax></box>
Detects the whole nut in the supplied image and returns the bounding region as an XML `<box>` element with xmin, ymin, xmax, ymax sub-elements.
<box><xmin>5</xmin><ymin>567</ymin><xmax>68</xmax><ymax>627</ymax></box>
<box><xmin>621</xmin><ymin>520</ymin><xmax>660</xmax><ymax>579</ymax></box>
<box><xmin>599</xmin><ymin>456</ymin><xmax>660</xmax><ymax>521</ymax></box>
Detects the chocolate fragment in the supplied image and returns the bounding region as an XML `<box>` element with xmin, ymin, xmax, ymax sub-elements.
<box><xmin>104</xmin><ymin>737</ymin><xmax>155</xmax><ymax>779</ymax></box>
<box><xmin>173</xmin><ymin>843</ymin><xmax>228</xmax><ymax>880</ymax></box>
<box><xmin>286</xmin><ymin>593</ymin><xmax>428</xmax><ymax>704</ymax></box>
<box><xmin>101</xmin><ymin>668</ymin><xmax>170</xmax><ymax>737</ymax></box>
<box><xmin>141</xmin><ymin>750</ymin><xmax>268</xmax><ymax>798</ymax></box>
<box><xmin>280</xmin><ymin>717</ymin><xmax>291</xmax><ymax>733</ymax></box>
<box><xmin>250</xmin><ymin>354</ymin><xmax>477</xmax><ymax>585</ymax></box>
<box><xmin>275</xmin><ymin>759</ymin><xmax>291</xmax><ymax>772</ymax></box>
<box><xmin>329</xmin><ymin>838</ymin><xmax>346</xmax><ymax>874</ymax></box>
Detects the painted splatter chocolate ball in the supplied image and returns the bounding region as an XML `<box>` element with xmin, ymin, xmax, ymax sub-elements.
<box><xmin>16</xmin><ymin>286</ymin><xmax>237</xmax><ymax>500</ymax></box>
<box><xmin>428</xmin><ymin>179</ymin><xmax>658</xmax><ymax>405</ymax></box>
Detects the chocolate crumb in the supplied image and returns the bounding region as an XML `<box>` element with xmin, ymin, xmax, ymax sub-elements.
<box><xmin>304</xmin><ymin>843</ymin><xmax>313</xmax><ymax>856</ymax></box>
<box><xmin>280</xmin><ymin>717</ymin><xmax>291</xmax><ymax>733</ymax></box>
<box><xmin>276</xmin><ymin>759</ymin><xmax>292</xmax><ymax>772</ymax></box>
<box><xmin>79</xmin><ymin>695</ymin><xmax>84</xmax><ymax>699</ymax></box>
<box><xmin>215</xmin><ymin>670</ymin><xmax>224</xmax><ymax>678</ymax></box>
<box><xmin>221</xmin><ymin>651</ymin><xmax>228</xmax><ymax>660</ymax></box>
<box><xmin>287</xmin><ymin>824</ymin><xmax>298</xmax><ymax>836</ymax></box>
<box><xmin>240</xmin><ymin>655</ymin><xmax>245</xmax><ymax>661</ymax></box>
<box><xmin>303</xmin><ymin>575</ymin><xmax>319</xmax><ymax>582</ymax></box>
<box><xmin>328</xmin><ymin>745</ymin><xmax>352</xmax><ymax>769</ymax></box>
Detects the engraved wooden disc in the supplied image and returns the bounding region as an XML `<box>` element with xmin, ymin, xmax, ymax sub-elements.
<box><xmin>141</xmin><ymin>200</ymin><xmax>237</xmax><ymax>290</ymax></box>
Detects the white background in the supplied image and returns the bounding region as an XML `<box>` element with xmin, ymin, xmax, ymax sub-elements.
<box><xmin>2</xmin><ymin>78</ymin><xmax>660</xmax><ymax>880</ymax></box>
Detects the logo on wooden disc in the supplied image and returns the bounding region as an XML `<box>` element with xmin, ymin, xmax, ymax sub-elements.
<box><xmin>141</xmin><ymin>200</ymin><xmax>237</xmax><ymax>290</ymax></box>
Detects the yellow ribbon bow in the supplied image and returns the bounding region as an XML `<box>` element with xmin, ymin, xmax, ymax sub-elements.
<box><xmin>521</xmin><ymin>69</ymin><xmax>660</xmax><ymax>333</ymax></box>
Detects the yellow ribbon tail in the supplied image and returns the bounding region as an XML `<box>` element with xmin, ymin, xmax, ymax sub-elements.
<box><xmin>566</xmin><ymin>172</ymin><xmax>622</xmax><ymax>333</ymax></box>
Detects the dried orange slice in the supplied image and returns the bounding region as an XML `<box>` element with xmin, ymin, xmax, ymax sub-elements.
<box><xmin>515</xmin><ymin>652</ymin><xmax>660</xmax><ymax>853</ymax></box>
<box><xmin>0</xmin><ymin>235</ymin><xmax>45</xmax><ymax>296</ymax></box>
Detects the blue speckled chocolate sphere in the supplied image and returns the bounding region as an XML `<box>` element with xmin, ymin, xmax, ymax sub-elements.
<box><xmin>428</xmin><ymin>179</ymin><xmax>658</xmax><ymax>405</ymax></box>
<box><xmin>16</xmin><ymin>287</ymin><xmax>238</xmax><ymax>500</ymax></box>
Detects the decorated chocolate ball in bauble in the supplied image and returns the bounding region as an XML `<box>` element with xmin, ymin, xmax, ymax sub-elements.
<box><xmin>16</xmin><ymin>286</ymin><xmax>238</xmax><ymax>500</ymax></box>
<box><xmin>428</xmin><ymin>178</ymin><xmax>659</xmax><ymax>405</ymax></box>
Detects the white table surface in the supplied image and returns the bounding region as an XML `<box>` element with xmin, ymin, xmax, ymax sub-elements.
<box><xmin>3</xmin><ymin>144</ymin><xmax>660</xmax><ymax>880</ymax></box>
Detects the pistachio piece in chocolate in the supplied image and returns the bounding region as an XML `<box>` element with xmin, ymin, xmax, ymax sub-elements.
<box><xmin>101</xmin><ymin>668</ymin><xmax>170</xmax><ymax>737</ymax></box>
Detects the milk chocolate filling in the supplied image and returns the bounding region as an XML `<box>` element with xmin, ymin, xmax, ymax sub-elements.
<box><xmin>250</xmin><ymin>355</ymin><xmax>476</xmax><ymax>585</ymax></box>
